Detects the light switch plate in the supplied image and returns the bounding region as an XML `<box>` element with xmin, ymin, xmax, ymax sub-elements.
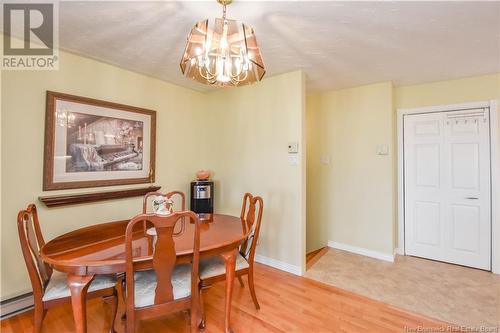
<box><xmin>288</xmin><ymin>154</ymin><xmax>299</xmax><ymax>166</ymax></box>
<box><xmin>320</xmin><ymin>155</ymin><xmax>330</xmax><ymax>165</ymax></box>
<box><xmin>288</xmin><ymin>142</ymin><xmax>299</xmax><ymax>153</ymax></box>
<box><xmin>376</xmin><ymin>144</ymin><xmax>389</xmax><ymax>155</ymax></box>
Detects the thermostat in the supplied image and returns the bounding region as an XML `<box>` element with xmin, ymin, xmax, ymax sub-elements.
<box><xmin>288</xmin><ymin>142</ymin><xmax>299</xmax><ymax>153</ymax></box>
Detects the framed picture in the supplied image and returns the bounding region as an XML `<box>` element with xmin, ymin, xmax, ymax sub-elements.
<box><xmin>43</xmin><ymin>91</ymin><xmax>156</xmax><ymax>190</ymax></box>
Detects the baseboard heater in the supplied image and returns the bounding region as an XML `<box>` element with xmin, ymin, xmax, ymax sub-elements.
<box><xmin>0</xmin><ymin>293</ymin><xmax>34</xmax><ymax>320</ymax></box>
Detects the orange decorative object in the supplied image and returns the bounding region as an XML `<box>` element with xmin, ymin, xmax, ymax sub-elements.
<box><xmin>196</xmin><ymin>170</ymin><xmax>211</xmax><ymax>180</ymax></box>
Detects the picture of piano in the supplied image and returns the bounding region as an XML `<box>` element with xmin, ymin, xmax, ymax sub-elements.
<box><xmin>45</xmin><ymin>91</ymin><xmax>156</xmax><ymax>191</ymax></box>
<box><xmin>64</xmin><ymin>111</ymin><xmax>144</xmax><ymax>172</ymax></box>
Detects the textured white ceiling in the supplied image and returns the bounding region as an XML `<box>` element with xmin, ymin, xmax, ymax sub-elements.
<box><xmin>56</xmin><ymin>1</ymin><xmax>500</xmax><ymax>92</ymax></box>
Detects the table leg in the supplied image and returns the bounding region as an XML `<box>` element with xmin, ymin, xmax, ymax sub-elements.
<box><xmin>221</xmin><ymin>249</ymin><xmax>237</xmax><ymax>333</ymax></box>
<box><xmin>67</xmin><ymin>274</ymin><xmax>94</xmax><ymax>333</ymax></box>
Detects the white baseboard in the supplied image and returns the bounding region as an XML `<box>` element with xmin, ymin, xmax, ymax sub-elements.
<box><xmin>0</xmin><ymin>293</ymin><xmax>34</xmax><ymax>319</ymax></box>
<box><xmin>328</xmin><ymin>241</ymin><xmax>395</xmax><ymax>263</ymax></box>
<box><xmin>254</xmin><ymin>254</ymin><xmax>302</xmax><ymax>276</ymax></box>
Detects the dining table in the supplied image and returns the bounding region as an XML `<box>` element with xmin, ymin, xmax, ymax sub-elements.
<box><xmin>40</xmin><ymin>213</ymin><xmax>247</xmax><ymax>333</ymax></box>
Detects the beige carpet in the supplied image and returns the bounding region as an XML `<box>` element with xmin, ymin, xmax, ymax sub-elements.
<box><xmin>305</xmin><ymin>248</ymin><xmax>500</xmax><ymax>328</ymax></box>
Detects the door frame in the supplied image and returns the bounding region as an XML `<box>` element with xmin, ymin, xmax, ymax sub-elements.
<box><xmin>397</xmin><ymin>100</ymin><xmax>499</xmax><ymax>273</ymax></box>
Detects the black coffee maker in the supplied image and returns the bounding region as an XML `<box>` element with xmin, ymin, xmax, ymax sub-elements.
<box><xmin>190</xmin><ymin>180</ymin><xmax>214</xmax><ymax>214</ymax></box>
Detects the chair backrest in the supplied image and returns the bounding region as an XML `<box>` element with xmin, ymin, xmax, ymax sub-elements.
<box><xmin>17</xmin><ymin>204</ymin><xmax>53</xmax><ymax>298</ymax></box>
<box><xmin>239</xmin><ymin>193</ymin><xmax>264</xmax><ymax>263</ymax></box>
<box><xmin>142</xmin><ymin>191</ymin><xmax>186</xmax><ymax>214</ymax></box>
<box><xmin>142</xmin><ymin>191</ymin><xmax>187</xmax><ymax>235</ymax></box>
<box><xmin>124</xmin><ymin>211</ymin><xmax>200</xmax><ymax>311</ymax></box>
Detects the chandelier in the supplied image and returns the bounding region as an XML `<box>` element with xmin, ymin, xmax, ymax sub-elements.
<box><xmin>56</xmin><ymin>109</ymin><xmax>76</xmax><ymax>128</ymax></box>
<box><xmin>180</xmin><ymin>0</ymin><xmax>266</xmax><ymax>87</ymax></box>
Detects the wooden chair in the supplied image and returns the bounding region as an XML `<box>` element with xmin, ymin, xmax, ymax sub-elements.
<box><xmin>198</xmin><ymin>193</ymin><xmax>264</xmax><ymax>325</ymax></box>
<box><xmin>124</xmin><ymin>211</ymin><xmax>201</xmax><ymax>333</ymax></box>
<box><xmin>17</xmin><ymin>204</ymin><xmax>118</xmax><ymax>333</ymax></box>
<box><xmin>118</xmin><ymin>190</ymin><xmax>188</xmax><ymax>317</ymax></box>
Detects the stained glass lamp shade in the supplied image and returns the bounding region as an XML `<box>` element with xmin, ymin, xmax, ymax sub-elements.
<box><xmin>180</xmin><ymin>2</ymin><xmax>265</xmax><ymax>87</ymax></box>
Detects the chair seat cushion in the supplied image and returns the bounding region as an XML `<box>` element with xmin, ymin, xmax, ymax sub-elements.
<box><xmin>43</xmin><ymin>271</ymin><xmax>116</xmax><ymax>302</ymax></box>
<box><xmin>199</xmin><ymin>253</ymin><xmax>249</xmax><ymax>280</ymax></box>
<box><xmin>133</xmin><ymin>263</ymin><xmax>192</xmax><ymax>308</ymax></box>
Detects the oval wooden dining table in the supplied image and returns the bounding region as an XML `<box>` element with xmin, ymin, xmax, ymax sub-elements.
<box><xmin>40</xmin><ymin>213</ymin><xmax>247</xmax><ymax>333</ymax></box>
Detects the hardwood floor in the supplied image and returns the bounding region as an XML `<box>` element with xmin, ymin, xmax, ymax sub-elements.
<box><xmin>1</xmin><ymin>263</ymin><xmax>447</xmax><ymax>333</ymax></box>
<box><xmin>306</xmin><ymin>247</ymin><xmax>329</xmax><ymax>270</ymax></box>
<box><xmin>306</xmin><ymin>248</ymin><xmax>500</xmax><ymax>328</ymax></box>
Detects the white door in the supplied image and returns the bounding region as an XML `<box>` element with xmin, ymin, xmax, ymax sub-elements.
<box><xmin>404</xmin><ymin>109</ymin><xmax>491</xmax><ymax>270</ymax></box>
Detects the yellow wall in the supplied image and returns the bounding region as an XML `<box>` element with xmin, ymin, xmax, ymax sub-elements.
<box><xmin>395</xmin><ymin>74</ymin><xmax>499</xmax><ymax>109</ymax></box>
<box><xmin>0</xmin><ymin>69</ymin><xmax>3</xmax><ymax>293</ymax></box>
<box><xmin>307</xmin><ymin>82</ymin><xmax>395</xmax><ymax>255</ymax></box>
<box><xmin>3</xmin><ymin>46</ymin><xmax>498</xmax><ymax>301</ymax></box>
<box><xmin>1</xmin><ymin>50</ymin><xmax>307</xmax><ymax>300</ymax></box>
<box><xmin>306</xmin><ymin>93</ymin><xmax>328</xmax><ymax>252</ymax></box>
<box><xmin>307</xmin><ymin>74</ymin><xmax>499</xmax><ymax>262</ymax></box>
<box><xmin>1</xmin><ymin>50</ymin><xmax>207</xmax><ymax>300</ymax></box>
<box><xmin>204</xmin><ymin>71</ymin><xmax>306</xmax><ymax>271</ymax></box>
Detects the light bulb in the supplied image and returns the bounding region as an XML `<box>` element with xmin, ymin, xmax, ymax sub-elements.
<box><xmin>235</xmin><ymin>57</ymin><xmax>241</xmax><ymax>73</ymax></box>
<box><xmin>220</xmin><ymin>37</ymin><xmax>228</xmax><ymax>50</ymax></box>
<box><xmin>205</xmin><ymin>30</ymin><xmax>213</xmax><ymax>52</ymax></box>
<box><xmin>225</xmin><ymin>58</ymin><xmax>231</xmax><ymax>74</ymax></box>
<box><xmin>216</xmin><ymin>57</ymin><xmax>224</xmax><ymax>74</ymax></box>
<box><xmin>215</xmin><ymin>57</ymin><xmax>230</xmax><ymax>83</ymax></box>
<box><xmin>216</xmin><ymin>73</ymin><xmax>230</xmax><ymax>83</ymax></box>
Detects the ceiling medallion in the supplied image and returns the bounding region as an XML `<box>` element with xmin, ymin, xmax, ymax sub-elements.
<box><xmin>180</xmin><ymin>0</ymin><xmax>266</xmax><ymax>87</ymax></box>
